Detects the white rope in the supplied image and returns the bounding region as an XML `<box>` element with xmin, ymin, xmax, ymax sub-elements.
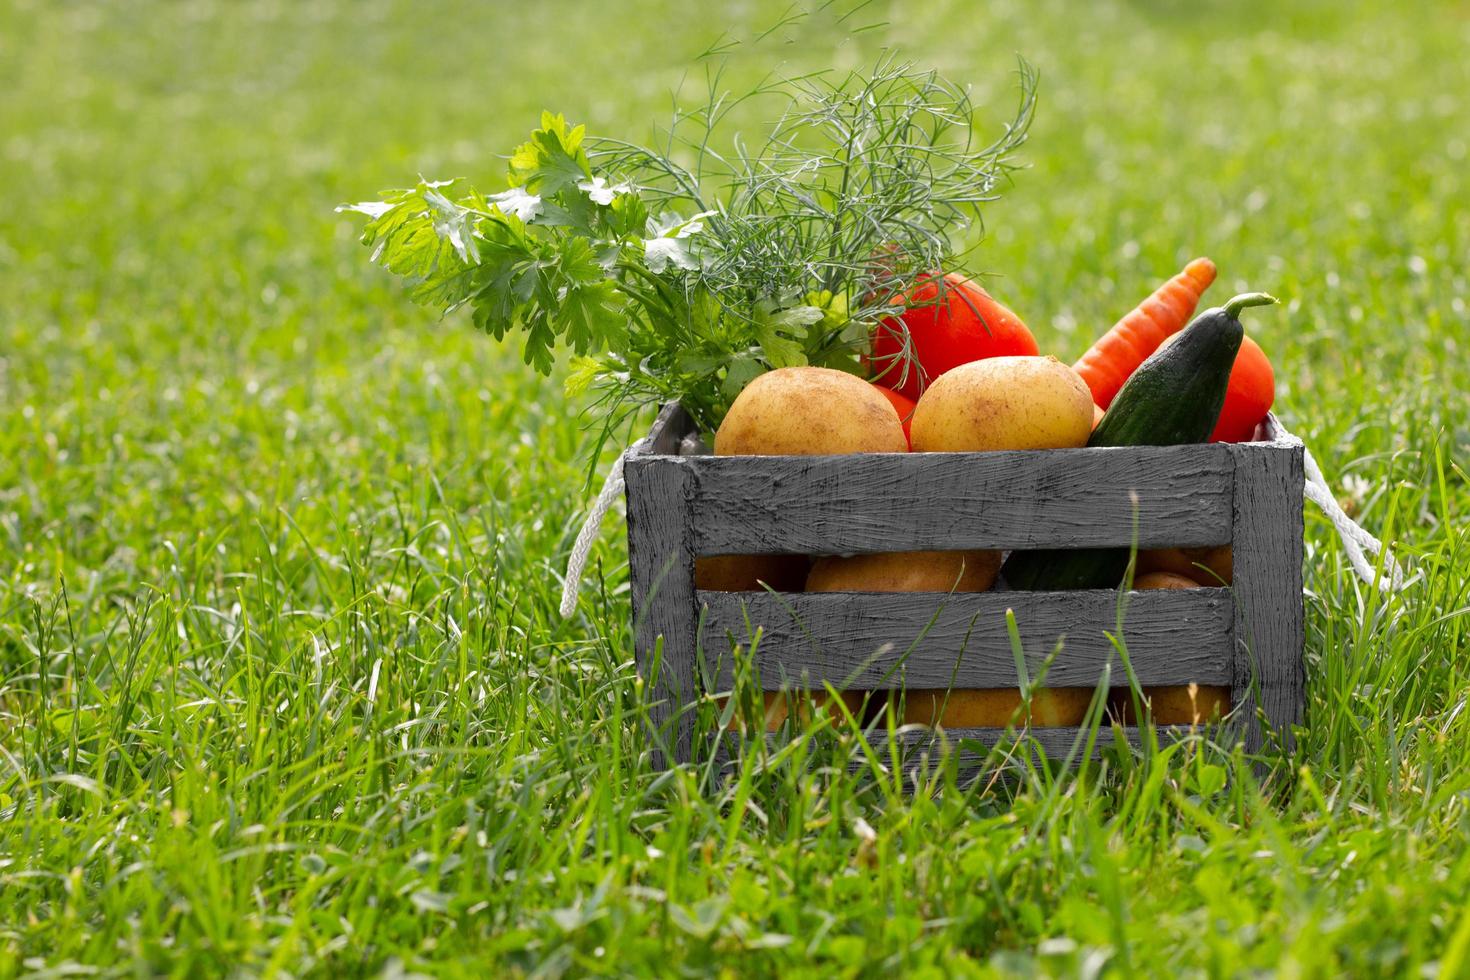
<box><xmin>1298</xmin><ymin>443</ymin><xmax>1408</xmax><ymax>592</ymax></box>
<box><xmin>559</xmin><ymin>448</ymin><xmax>631</xmax><ymax>617</ymax></box>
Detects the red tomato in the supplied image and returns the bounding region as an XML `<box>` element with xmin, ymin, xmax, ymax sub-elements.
<box><xmin>867</xmin><ymin>272</ymin><xmax>1040</xmax><ymax>400</ymax></box>
<box><xmin>873</xmin><ymin>385</ymin><xmax>916</xmax><ymax>449</ymax></box>
<box><xmin>1212</xmin><ymin>334</ymin><xmax>1275</xmax><ymax>442</ymax></box>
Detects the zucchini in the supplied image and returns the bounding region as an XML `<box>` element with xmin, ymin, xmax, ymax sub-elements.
<box><xmin>1002</xmin><ymin>293</ymin><xmax>1277</xmax><ymax>591</ymax></box>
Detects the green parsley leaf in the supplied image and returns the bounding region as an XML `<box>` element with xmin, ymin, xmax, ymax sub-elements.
<box><xmin>557</xmin><ymin>279</ymin><xmax>625</xmax><ymax>354</ymax></box>
<box><xmin>509</xmin><ymin>111</ymin><xmax>591</xmax><ymax>196</ymax></box>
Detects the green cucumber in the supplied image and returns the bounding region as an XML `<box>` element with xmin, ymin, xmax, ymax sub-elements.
<box><xmin>1002</xmin><ymin>292</ymin><xmax>1277</xmax><ymax>592</ymax></box>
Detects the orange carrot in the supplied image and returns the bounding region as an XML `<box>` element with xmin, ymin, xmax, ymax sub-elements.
<box><xmin>1073</xmin><ymin>257</ymin><xmax>1217</xmax><ymax>409</ymax></box>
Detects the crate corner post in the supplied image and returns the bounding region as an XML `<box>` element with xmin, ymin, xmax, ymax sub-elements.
<box><xmin>1228</xmin><ymin>437</ymin><xmax>1306</xmax><ymax>758</ymax></box>
<box><xmin>624</xmin><ymin>419</ymin><xmax>701</xmax><ymax>770</ymax></box>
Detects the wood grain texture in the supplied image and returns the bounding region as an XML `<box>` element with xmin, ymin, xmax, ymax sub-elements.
<box><xmin>624</xmin><ymin>454</ymin><xmax>699</xmax><ymax>766</ymax></box>
<box><xmin>698</xmin><ymin>589</ymin><xmax>1235</xmax><ymax>689</ymax></box>
<box><xmin>1228</xmin><ymin>439</ymin><xmax>1305</xmax><ymax>755</ymax></box>
<box><xmin>681</xmin><ymin>444</ymin><xmax>1234</xmax><ymax>554</ymax></box>
<box><xmin>626</xmin><ymin>404</ymin><xmax>1305</xmax><ymax>773</ymax></box>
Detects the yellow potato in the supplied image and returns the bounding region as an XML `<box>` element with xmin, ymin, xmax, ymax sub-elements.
<box><xmin>1132</xmin><ymin>571</ymin><xmax>1200</xmax><ymax>590</ymax></box>
<box><xmin>893</xmin><ymin>358</ymin><xmax>1090</xmax><ymax>719</ymax></box>
<box><xmin>723</xmin><ymin>690</ymin><xmax>867</xmax><ymax>733</ymax></box>
<box><xmin>805</xmin><ymin>550</ymin><xmax>1001</xmax><ymax>593</ymax></box>
<box><xmin>1113</xmin><ymin>684</ymin><xmax>1231</xmax><ymax>726</ymax></box>
<box><xmin>714</xmin><ymin>367</ymin><xmax>907</xmax><ymax>456</ymax></box>
<box><xmin>1137</xmin><ymin>545</ymin><xmax>1234</xmax><ymax>586</ymax></box>
<box><xmin>901</xmin><ymin>687</ymin><xmax>1094</xmax><ymax>728</ymax></box>
<box><xmin>910</xmin><ymin>355</ymin><xmax>1093</xmax><ymax>453</ymax></box>
<box><xmin>807</xmin><ymin>551</ymin><xmax>998</xmax><ymax>721</ymax></box>
<box><xmin>711</xmin><ymin>368</ymin><xmax>903</xmax><ymax>725</ymax></box>
<box><xmin>1122</xmin><ymin>567</ymin><xmax>1232</xmax><ymax>725</ymax></box>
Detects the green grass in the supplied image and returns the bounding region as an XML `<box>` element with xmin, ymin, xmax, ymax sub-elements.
<box><xmin>3</xmin><ymin>0</ymin><xmax>1469</xmax><ymax>975</ymax></box>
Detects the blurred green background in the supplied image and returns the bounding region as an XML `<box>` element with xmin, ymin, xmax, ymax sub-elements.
<box><xmin>6</xmin><ymin>0</ymin><xmax>1467</xmax><ymax>430</ymax></box>
<box><xmin>6</xmin><ymin>0</ymin><xmax>1466</xmax><ymax>542</ymax></box>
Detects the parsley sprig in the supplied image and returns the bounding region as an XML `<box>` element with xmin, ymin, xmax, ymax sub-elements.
<box><xmin>341</xmin><ymin>57</ymin><xmax>1037</xmax><ymax>441</ymax></box>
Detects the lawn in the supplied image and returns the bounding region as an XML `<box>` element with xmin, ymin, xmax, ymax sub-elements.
<box><xmin>3</xmin><ymin>0</ymin><xmax>1469</xmax><ymax>975</ymax></box>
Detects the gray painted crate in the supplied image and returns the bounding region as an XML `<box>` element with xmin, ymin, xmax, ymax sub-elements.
<box><xmin>624</xmin><ymin>401</ymin><xmax>1305</xmax><ymax>769</ymax></box>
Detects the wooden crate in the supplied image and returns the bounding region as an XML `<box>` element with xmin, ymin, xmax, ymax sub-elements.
<box><xmin>623</xmin><ymin>402</ymin><xmax>1305</xmax><ymax>768</ymax></box>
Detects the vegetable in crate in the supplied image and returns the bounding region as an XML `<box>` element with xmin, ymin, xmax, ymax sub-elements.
<box><xmin>694</xmin><ymin>554</ymin><xmax>808</xmax><ymax>593</ymax></box>
<box><xmin>727</xmin><ymin>690</ymin><xmax>867</xmax><ymax>736</ymax></box>
<box><xmin>1211</xmin><ymin>334</ymin><xmax>1276</xmax><ymax>442</ymax></box>
<box><xmin>1133</xmin><ymin>572</ymin><xmax>1200</xmax><ymax>590</ymax></box>
<box><xmin>713</xmin><ymin>367</ymin><xmax>906</xmax><ymax>456</ymax></box>
<box><xmin>806</xmin><ymin>549</ymin><xmax>1012</xmax><ymax>732</ymax></box>
<box><xmin>909</xmin><ymin>355</ymin><xmax>1094</xmax><ymax>453</ymax></box>
<box><xmin>1131</xmin><ymin>684</ymin><xmax>1230</xmax><ymax>725</ymax></box>
<box><xmin>902</xmin><ymin>688</ymin><xmax>1094</xmax><ymax>729</ymax></box>
<box><xmin>340</xmin><ymin>58</ymin><xmax>1038</xmax><ymax>448</ymax></box>
<box><xmin>1150</xmin><ymin>329</ymin><xmax>1277</xmax><ymax>442</ymax></box>
<box><xmin>806</xmin><ymin>550</ymin><xmax>1001</xmax><ymax>594</ymax></box>
<box><xmin>868</xmin><ymin>273</ymin><xmax>1040</xmax><ymax>400</ymax></box>
<box><xmin>1003</xmin><ymin>293</ymin><xmax>1278</xmax><ymax>592</ymax></box>
<box><xmin>1138</xmin><ymin>544</ymin><xmax>1233</xmax><ymax>585</ymax></box>
<box><xmin>712</xmin><ymin>366</ymin><xmax>907</xmax><ymax>731</ymax></box>
<box><xmin>1072</xmin><ymin>257</ymin><xmax>1218</xmax><ymax>409</ymax></box>
<box><xmin>897</xmin><ymin>355</ymin><xmax>1091</xmax><ymax>727</ymax></box>
<box><xmin>1106</xmin><ymin>572</ymin><xmax>1231</xmax><ymax>726</ymax></box>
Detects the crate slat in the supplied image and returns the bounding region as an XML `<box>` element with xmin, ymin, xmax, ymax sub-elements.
<box><xmin>660</xmin><ymin>444</ymin><xmax>1234</xmax><ymax>554</ymax></box>
<box><xmin>698</xmin><ymin>588</ymin><xmax>1235</xmax><ymax>689</ymax></box>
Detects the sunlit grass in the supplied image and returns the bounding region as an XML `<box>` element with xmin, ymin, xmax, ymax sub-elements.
<box><xmin>2</xmin><ymin>0</ymin><xmax>1468</xmax><ymax>974</ymax></box>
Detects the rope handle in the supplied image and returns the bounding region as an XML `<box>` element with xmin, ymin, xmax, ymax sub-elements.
<box><xmin>1301</xmin><ymin>445</ymin><xmax>1409</xmax><ymax>591</ymax></box>
<box><xmin>559</xmin><ymin>448</ymin><xmax>631</xmax><ymax>617</ymax></box>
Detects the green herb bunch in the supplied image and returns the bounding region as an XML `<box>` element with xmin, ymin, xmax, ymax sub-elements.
<box><xmin>342</xmin><ymin>56</ymin><xmax>1037</xmax><ymax>440</ymax></box>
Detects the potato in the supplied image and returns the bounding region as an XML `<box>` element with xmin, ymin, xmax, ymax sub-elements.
<box><xmin>711</xmin><ymin>368</ymin><xmax>903</xmax><ymax>725</ymax></box>
<box><xmin>1113</xmin><ymin>683</ymin><xmax>1231</xmax><ymax>726</ymax></box>
<box><xmin>715</xmin><ymin>366</ymin><xmax>907</xmax><ymax>456</ymax></box>
<box><xmin>910</xmin><ymin>355</ymin><xmax>1093</xmax><ymax>453</ymax></box>
<box><xmin>807</xmin><ymin>551</ymin><xmax>998</xmax><ymax>724</ymax></box>
<box><xmin>1137</xmin><ymin>545</ymin><xmax>1234</xmax><ymax>586</ymax></box>
<box><xmin>725</xmin><ymin>690</ymin><xmax>866</xmax><ymax>733</ymax></box>
<box><xmin>695</xmin><ymin>554</ymin><xmax>810</xmax><ymax>592</ymax></box>
<box><xmin>1132</xmin><ymin>570</ymin><xmax>1200</xmax><ymax>590</ymax></box>
<box><xmin>805</xmin><ymin>550</ymin><xmax>1001</xmax><ymax>593</ymax></box>
<box><xmin>818</xmin><ymin>360</ymin><xmax>1079</xmax><ymax>722</ymax></box>
<box><xmin>702</xmin><ymin>554</ymin><xmax>816</xmax><ymax>725</ymax></box>
<box><xmin>1120</xmin><ymin>566</ymin><xmax>1232</xmax><ymax>725</ymax></box>
<box><xmin>901</xmin><ymin>687</ymin><xmax>1094</xmax><ymax>728</ymax></box>
<box><xmin>896</xmin><ymin>357</ymin><xmax>1092</xmax><ymax>721</ymax></box>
